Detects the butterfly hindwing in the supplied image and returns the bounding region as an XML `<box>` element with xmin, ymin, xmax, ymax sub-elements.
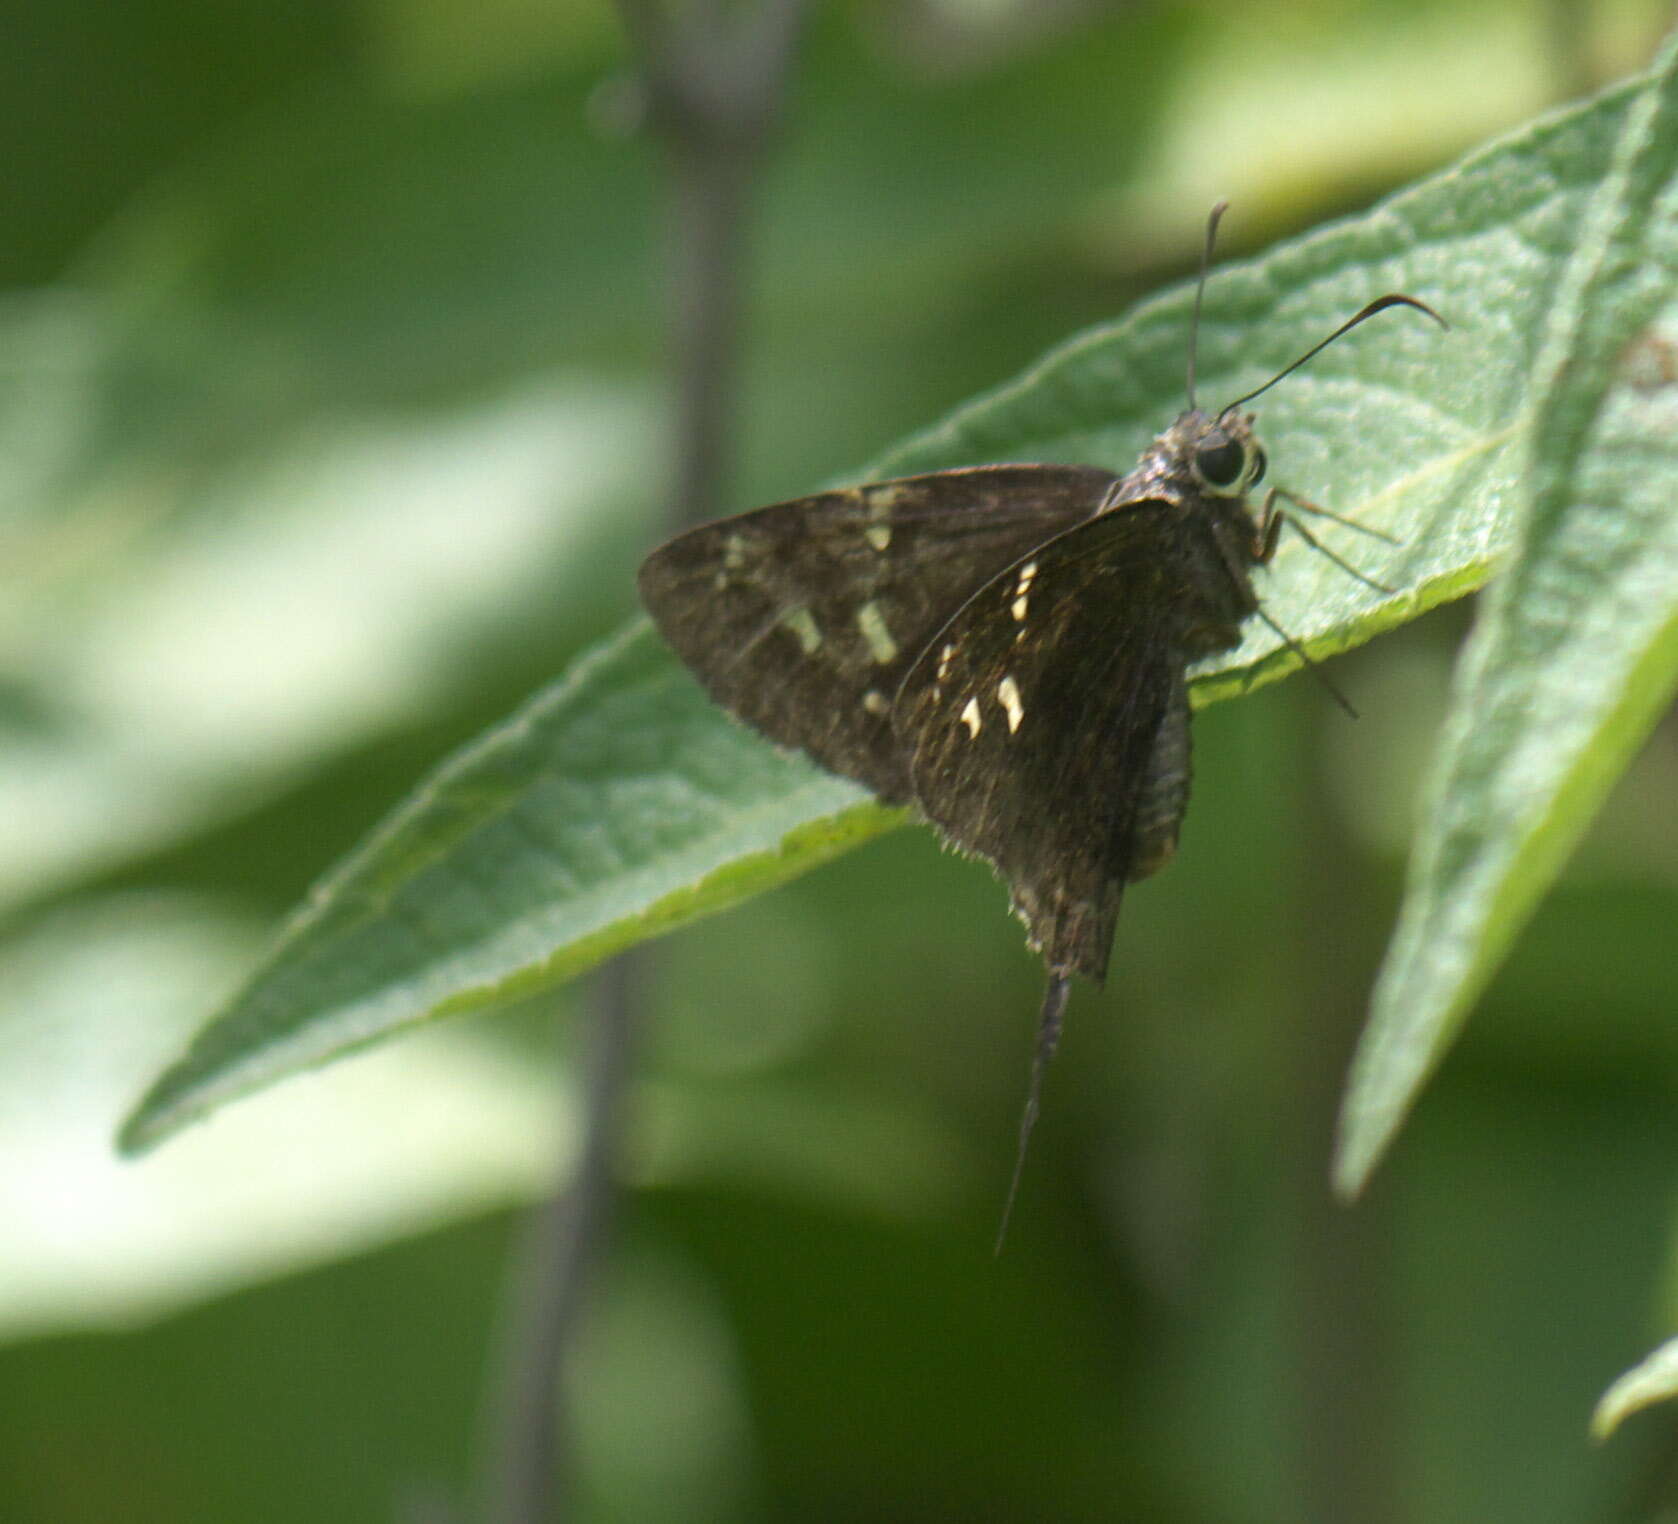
<box><xmin>637</xmin><ymin>465</ymin><xmax>1117</xmax><ymax>801</ymax></box>
<box><xmin>895</xmin><ymin>500</ymin><xmax>1222</xmax><ymax>981</ymax></box>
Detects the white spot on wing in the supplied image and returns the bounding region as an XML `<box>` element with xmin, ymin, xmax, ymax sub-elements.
<box><xmin>960</xmin><ymin>697</ymin><xmax>982</xmax><ymax>737</ymax></box>
<box><xmin>856</xmin><ymin>601</ymin><xmax>898</xmax><ymax>664</ymax></box>
<box><xmin>863</xmin><ymin>689</ymin><xmax>890</xmax><ymax>716</ymax></box>
<box><xmin>723</xmin><ymin>533</ymin><xmax>747</xmax><ymax>569</ymax></box>
<box><xmin>1010</xmin><ymin>561</ymin><xmax>1038</xmax><ymax>622</ymax></box>
<box><xmin>937</xmin><ymin>643</ymin><xmax>955</xmax><ymax>682</ymax></box>
<box><xmin>997</xmin><ymin>675</ymin><xmax>1024</xmax><ymax>733</ymax></box>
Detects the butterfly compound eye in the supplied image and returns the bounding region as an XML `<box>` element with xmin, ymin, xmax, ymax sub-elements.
<box><xmin>1194</xmin><ymin>431</ymin><xmax>1246</xmax><ymax>489</ymax></box>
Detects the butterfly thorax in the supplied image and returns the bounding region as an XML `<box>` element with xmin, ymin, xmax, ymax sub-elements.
<box><xmin>1099</xmin><ymin>406</ymin><xmax>1268</xmax><ymax>658</ymax></box>
<box><xmin>1122</xmin><ymin>404</ymin><xmax>1248</xmax><ymax>485</ymax></box>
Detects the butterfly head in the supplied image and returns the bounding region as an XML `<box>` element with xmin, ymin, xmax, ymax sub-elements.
<box><xmin>1190</xmin><ymin>408</ymin><xmax>1267</xmax><ymax>498</ymax></box>
<box><xmin>1153</xmin><ymin>406</ymin><xmax>1268</xmax><ymax>502</ymax></box>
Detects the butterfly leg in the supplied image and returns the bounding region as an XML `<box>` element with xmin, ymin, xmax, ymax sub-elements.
<box><xmin>1254</xmin><ymin>487</ymin><xmax>1286</xmax><ymax>564</ymax></box>
<box><xmin>1244</xmin><ymin>499</ymin><xmax>1362</xmax><ymax>717</ymax></box>
<box><xmin>1271</xmin><ymin>485</ymin><xmax>1401</xmax><ymax>544</ymax></box>
<box><xmin>1257</xmin><ymin>488</ymin><xmax>1395</xmax><ymax>595</ymax></box>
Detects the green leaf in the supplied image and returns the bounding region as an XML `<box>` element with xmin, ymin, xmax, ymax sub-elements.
<box><xmin>1593</xmin><ymin>1335</ymin><xmax>1678</xmax><ymax>1440</ymax></box>
<box><xmin>118</xmin><ymin>625</ymin><xmax>887</xmax><ymax>1152</ymax></box>
<box><xmin>1334</xmin><ymin>36</ymin><xmax>1678</xmax><ymax>1198</ymax></box>
<box><xmin>124</xmin><ymin>70</ymin><xmax>1652</xmax><ymax>1150</ymax></box>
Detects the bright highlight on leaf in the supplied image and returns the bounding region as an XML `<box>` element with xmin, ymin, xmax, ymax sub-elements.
<box><xmin>1593</xmin><ymin>1335</ymin><xmax>1678</xmax><ymax>1440</ymax></box>
<box><xmin>124</xmin><ymin>60</ymin><xmax>1670</xmax><ymax>1153</ymax></box>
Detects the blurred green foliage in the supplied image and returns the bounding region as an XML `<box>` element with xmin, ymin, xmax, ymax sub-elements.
<box><xmin>3</xmin><ymin>2</ymin><xmax>1678</xmax><ymax>1522</ymax></box>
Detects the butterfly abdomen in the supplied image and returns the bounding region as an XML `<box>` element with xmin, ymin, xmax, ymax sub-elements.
<box><xmin>1127</xmin><ymin>674</ymin><xmax>1192</xmax><ymax>882</ymax></box>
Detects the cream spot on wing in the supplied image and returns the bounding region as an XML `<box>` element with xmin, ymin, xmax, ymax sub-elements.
<box><xmin>723</xmin><ymin>533</ymin><xmax>747</xmax><ymax>569</ymax></box>
<box><xmin>863</xmin><ymin>485</ymin><xmax>898</xmax><ymax>552</ymax></box>
<box><xmin>781</xmin><ymin>606</ymin><xmax>822</xmax><ymax>654</ymax></box>
<box><xmin>856</xmin><ymin>600</ymin><xmax>898</xmax><ymax>664</ymax></box>
<box><xmin>936</xmin><ymin>643</ymin><xmax>955</xmax><ymax>682</ymax></box>
<box><xmin>1010</xmin><ymin>561</ymin><xmax>1038</xmax><ymax>621</ymax></box>
<box><xmin>863</xmin><ymin>689</ymin><xmax>890</xmax><ymax>716</ymax></box>
<box><xmin>960</xmin><ymin>697</ymin><xmax>982</xmax><ymax>737</ymax></box>
<box><xmin>997</xmin><ymin>674</ymin><xmax>1024</xmax><ymax>733</ymax></box>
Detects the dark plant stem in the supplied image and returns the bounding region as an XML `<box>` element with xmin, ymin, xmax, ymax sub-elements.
<box><xmin>623</xmin><ymin>0</ymin><xmax>810</xmax><ymax>526</ymax></box>
<box><xmin>479</xmin><ymin>958</ymin><xmax>638</xmax><ymax>1524</ymax></box>
<box><xmin>475</xmin><ymin>4</ymin><xmax>808</xmax><ymax>1521</ymax></box>
<box><xmin>665</xmin><ymin>145</ymin><xmax>752</xmax><ymax>529</ymax></box>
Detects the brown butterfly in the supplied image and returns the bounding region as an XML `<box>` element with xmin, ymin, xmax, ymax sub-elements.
<box><xmin>639</xmin><ymin>206</ymin><xmax>1442</xmax><ymax>1241</ymax></box>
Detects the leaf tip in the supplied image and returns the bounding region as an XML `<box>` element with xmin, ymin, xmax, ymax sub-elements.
<box><xmin>1590</xmin><ymin>1337</ymin><xmax>1678</xmax><ymax>1443</ymax></box>
<box><xmin>114</xmin><ymin>1060</ymin><xmax>204</xmax><ymax>1158</ymax></box>
<box><xmin>1330</xmin><ymin>1117</ymin><xmax>1381</xmax><ymax>1203</ymax></box>
<box><xmin>114</xmin><ymin>1092</ymin><xmax>174</xmax><ymax>1159</ymax></box>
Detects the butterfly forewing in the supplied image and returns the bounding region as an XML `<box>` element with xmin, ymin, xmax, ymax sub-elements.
<box><xmin>638</xmin><ymin>465</ymin><xmax>1116</xmax><ymax>802</ymax></box>
<box><xmin>895</xmin><ymin>501</ymin><xmax>1215</xmax><ymax>982</ymax></box>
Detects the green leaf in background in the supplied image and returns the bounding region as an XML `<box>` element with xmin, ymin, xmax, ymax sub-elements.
<box><xmin>123</xmin><ymin>65</ymin><xmax>1657</xmax><ymax>1151</ymax></box>
<box><xmin>1334</xmin><ymin>34</ymin><xmax>1678</xmax><ymax>1198</ymax></box>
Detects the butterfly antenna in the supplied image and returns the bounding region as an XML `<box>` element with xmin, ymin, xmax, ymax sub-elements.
<box><xmin>1223</xmin><ymin>294</ymin><xmax>1447</xmax><ymax>413</ymax></box>
<box><xmin>1185</xmin><ymin>201</ymin><xmax>1229</xmax><ymax>412</ymax></box>
<box><xmin>995</xmin><ymin>971</ymin><xmax>1073</xmax><ymax>1255</ymax></box>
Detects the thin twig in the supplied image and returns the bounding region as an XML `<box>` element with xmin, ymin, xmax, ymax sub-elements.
<box><xmin>479</xmin><ymin>957</ymin><xmax>639</xmax><ymax>1524</ymax></box>
<box><xmin>474</xmin><ymin>3</ymin><xmax>809</xmax><ymax>1520</ymax></box>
